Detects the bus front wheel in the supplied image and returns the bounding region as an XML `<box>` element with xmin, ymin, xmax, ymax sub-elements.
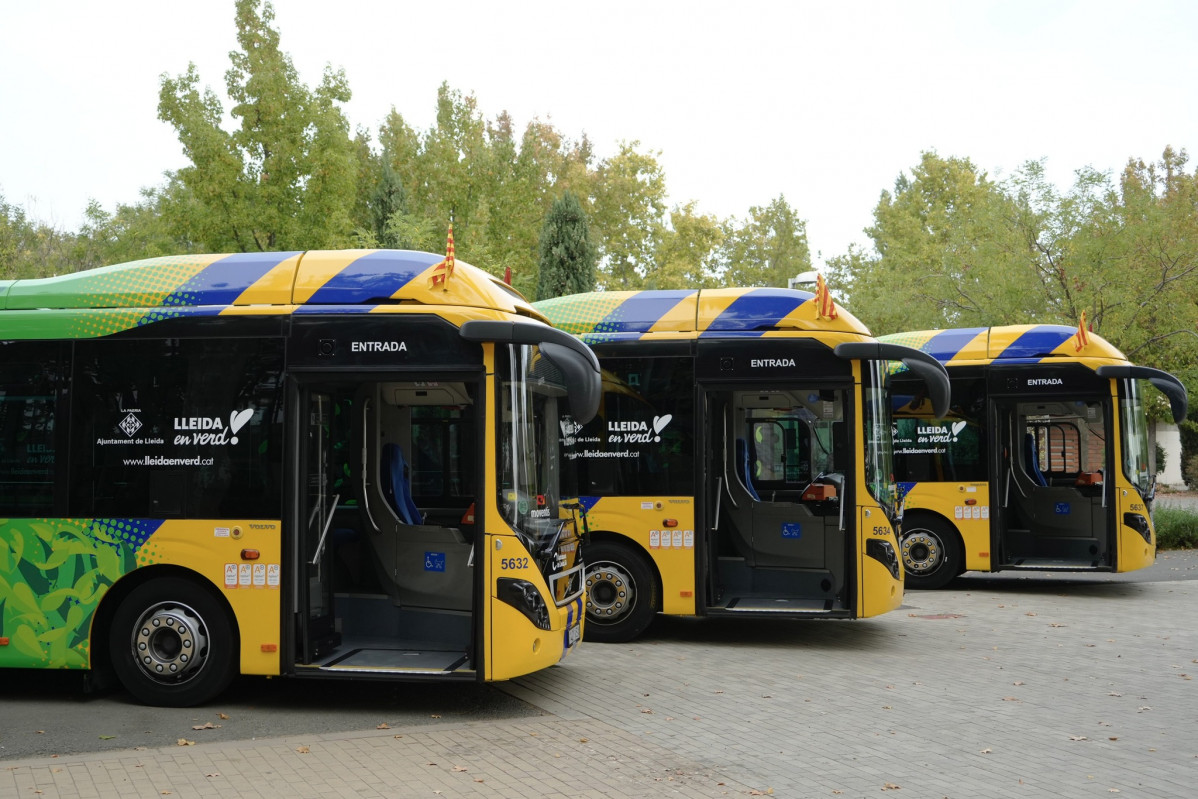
<box><xmin>109</xmin><ymin>578</ymin><xmax>237</xmax><ymax>707</ymax></box>
<box><xmin>900</xmin><ymin>518</ymin><xmax>962</xmax><ymax>590</ymax></box>
<box><xmin>583</xmin><ymin>541</ymin><xmax>657</xmax><ymax>643</ymax></box>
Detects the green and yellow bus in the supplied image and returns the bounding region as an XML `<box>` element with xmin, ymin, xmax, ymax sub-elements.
<box><xmin>0</xmin><ymin>248</ymin><xmax>600</xmax><ymax>706</ymax></box>
<box><xmin>535</xmin><ymin>287</ymin><xmax>950</xmax><ymax>642</ymax></box>
<box><xmin>880</xmin><ymin>324</ymin><xmax>1187</xmax><ymax>589</ymax></box>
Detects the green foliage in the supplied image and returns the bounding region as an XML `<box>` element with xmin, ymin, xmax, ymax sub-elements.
<box><xmin>0</xmin><ymin>192</ymin><xmax>80</xmax><ymax>278</ymax></box>
<box><xmin>833</xmin><ymin>148</ymin><xmax>1198</xmax><ymax>408</ymax></box>
<box><xmin>590</xmin><ymin>141</ymin><xmax>668</xmax><ymax>289</ymax></box>
<box><xmin>1180</xmin><ymin>420</ymin><xmax>1198</xmax><ymax>488</ymax></box>
<box><xmin>1184</xmin><ymin>452</ymin><xmax>1198</xmax><ymax>491</ymax></box>
<box><xmin>1153</xmin><ymin>505</ymin><xmax>1198</xmax><ymax>550</ymax></box>
<box><xmin>536</xmin><ymin>191</ymin><xmax>596</xmax><ymax>300</ymax></box>
<box><xmin>157</xmin><ymin>0</ymin><xmax>358</xmax><ymax>251</ymax></box>
<box><xmin>651</xmin><ymin>202</ymin><xmax>724</xmax><ymax>289</ymax></box>
<box><xmin>717</xmin><ymin>195</ymin><xmax>811</xmax><ymax>288</ymax></box>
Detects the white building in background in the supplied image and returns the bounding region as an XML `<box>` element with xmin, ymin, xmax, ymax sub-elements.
<box><xmin>1154</xmin><ymin>422</ymin><xmax>1187</xmax><ymax>489</ymax></box>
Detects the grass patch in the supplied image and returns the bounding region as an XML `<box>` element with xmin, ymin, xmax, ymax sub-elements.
<box><xmin>1154</xmin><ymin>505</ymin><xmax>1198</xmax><ymax>550</ymax></box>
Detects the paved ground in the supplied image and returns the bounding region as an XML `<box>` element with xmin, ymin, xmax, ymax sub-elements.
<box><xmin>3</xmin><ymin>551</ymin><xmax>1197</xmax><ymax>798</ymax></box>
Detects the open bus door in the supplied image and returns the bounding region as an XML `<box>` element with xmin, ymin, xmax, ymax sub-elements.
<box><xmin>702</xmin><ymin>385</ymin><xmax>851</xmax><ymax>615</ymax></box>
<box><xmin>295</xmin><ymin>386</ymin><xmax>340</xmax><ymax>662</ymax></box>
<box><xmin>992</xmin><ymin>394</ymin><xmax>1113</xmax><ymax>570</ymax></box>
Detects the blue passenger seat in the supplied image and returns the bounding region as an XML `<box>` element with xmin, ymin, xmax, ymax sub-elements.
<box><xmin>382</xmin><ymin>443</ymin><xmax>423</xmax><ymax>524</ymax></box>
<box><xmin>1024</xmin><ymin>433</ymin><xmax>1048</xmax><ymax>487</ymax></box>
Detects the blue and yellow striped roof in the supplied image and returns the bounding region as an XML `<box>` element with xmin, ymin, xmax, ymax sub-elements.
<box><xmin>534</xmin><ymin>288</ymin><xmax>872</xmax><ymax>343</ymax></box>
<box><xmin>879</xmin><ymin>324</ymin><xmax>1126</xmax><ymax>366</ymax></box>
<box><xmin>0</xmin><ymin>250</ymin><xmax>540</xmax><ymax>339</ymax></box>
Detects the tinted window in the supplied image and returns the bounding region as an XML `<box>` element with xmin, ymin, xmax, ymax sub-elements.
<box><xmin>892</xmin><ymin>375</ymin><xmax>987</xmax><ymax>483</ymax></box>
<box><xmin>0</xmin><ymin>343</ymin><xmax>62</xmax><ymax>515</ymax></box>
<box><xmin>69</xmin><ymin>337</ymin><xmax>285</xmax><ymax>518</ymax></box>
<box><xmin>566</xmin><ymin>356</ymin><xmax>694</xmax><ymax>496</ymax></box>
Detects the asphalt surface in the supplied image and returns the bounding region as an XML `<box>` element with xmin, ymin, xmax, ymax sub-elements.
<box><xmin>2</xmin><ymin>549</ymin><xmax>1197</xmax><ymax>797</ymax></box>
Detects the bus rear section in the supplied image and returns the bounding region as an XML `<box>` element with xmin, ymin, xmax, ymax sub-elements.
<box><xmin>882</xmin><ymin>325</ymin><xmax>1187</xmax><ymax>588</ymax></box>
<box><xmin>537</xmin><ymin>288</ymin><xmax>950</xmax><ymax>642</ymax></box>
<box><xmin>0</xmin><ymin>249</ymin><xmax>600</xmax><ymax>705</ymax></box>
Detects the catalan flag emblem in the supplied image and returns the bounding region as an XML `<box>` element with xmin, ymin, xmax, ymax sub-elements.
<box><xmin>429</xmin><ymin>222</ymin><xmax>456</xmax><ymax>289</ymax></box>
<box><xmin>815</xmin><ymin>274</ymin><xmax>838</xmax><ymax>320</ymax></box>
<box><xmin>1074</xmin><ymin>311</ymin><xmax>1090</xmax><ymax>352</ymax></box>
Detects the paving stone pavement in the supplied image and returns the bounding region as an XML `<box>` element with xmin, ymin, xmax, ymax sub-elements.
<box><xmin>3</xmin><ymin>555</ymin><xmax>1197</xmax><ymax>798</ymax></box>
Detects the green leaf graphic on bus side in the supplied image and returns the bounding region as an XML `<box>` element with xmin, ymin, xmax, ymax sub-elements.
<box><xmin>11</xmin><ymin>625</ymin><xmax>47</xmax><ymax>663</ymax></box>
<box><xmin>0</xmin><ymin>517</ymin><xmax>149</xmax><ymax>669</ymax></box>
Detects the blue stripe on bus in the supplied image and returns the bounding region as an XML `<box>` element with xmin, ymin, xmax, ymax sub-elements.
<box><xmin>89</xmin><ymin>518</ymin><xmax>164</xmax><ymax>552</ymax></box>
<box><xmin>921</xmin><ymin>327</ymin><xmax>987</xmax><ymax>361</ymax></box>
<box><xmin>163</xmin><ymin>252</ymin><xmax>301</xmax><ymax>307</ymax></box>
<box><xmin>998</xmin><ymin>326</ymin><xmax>1074</xmax><ymax>360</ymax></box>
<box><xmin>577</xmin><ymin>496</ymin><xmax>603</xmax><ymax>513</ymax></box>
<box><xmin>593</xmin><ymin>291</ymin><xmax>695</xmax><ymax>335</ymax></box>
<box><xmin>305</xmin><ymin>250</ymin><xmax>442</xmax><ymax>305</ymax></box>
<box><xmin>702</xmin><ymin>288</ymin><xmax>806</xmax><ymax>336</ymax></box>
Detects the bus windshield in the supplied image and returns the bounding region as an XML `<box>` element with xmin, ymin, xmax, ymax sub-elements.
<box><xmin>863</xmin><ymin>360</ymin><xmax>897</xmax><ymax>517</ymax></box>
<box><xmin>1119</xmin><ymin>379</ymin><xmax>1153</xmax><ymax>498</ymax></box>
<box><xmin>498</xmin><ymin>343</ymin><xmax>576</xmax><ymax>568</ymax></box>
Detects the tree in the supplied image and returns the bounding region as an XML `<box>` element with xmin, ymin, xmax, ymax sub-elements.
<box><xmin>590</xmin><ymin>141</ymin><xmax>668</xmax><ymax>289</ymax></box>
<box><xmin>536</xmin><ymin>191</ymin><xmax>596</xmax><ymax>300</ymax></box>
<box><xmin>648</xmin><ymin>202</ymin><xmax>724</xmax><ymax>289</ymax></box>
<box><xmin>829</xmin><ymin>152</ymin><xmax>1039</xmax><ymax>333</ymax></box>
<box><xmin>717</xmin><ymin>195</ymin><xmax>811</xmax><ymax>288</ymax></box>
<box><xmin>157</xmin><ymin>0</ymin><xmax>357</xmax><ymax>251</ymax></box>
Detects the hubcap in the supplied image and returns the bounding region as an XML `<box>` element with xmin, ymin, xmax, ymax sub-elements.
<box><xmin>131</xmin><ymin>601</ymin><xmax>209</xmax><ymax>685</ymax></box>
<box><xmin>901</xmin><ymin>531</ymin><xmax>943</xmax><ymax>575</ymax></box>
<box><xmin>585</xmin><ymin>560</ymin><xmax>636</xmax><ymax>625</ymax></box>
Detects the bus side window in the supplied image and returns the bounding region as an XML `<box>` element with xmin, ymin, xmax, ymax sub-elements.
<box><xmin>0</xmin><ymin>345</ymin><xmax>61</xmax><ymax>516</ymax></box>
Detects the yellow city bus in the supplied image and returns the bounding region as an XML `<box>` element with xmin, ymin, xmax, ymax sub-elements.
<box><xmin>0</xmin><ymin>248</ymin><xmax>600</xmax><ymax>706</ymax></box>
<box><xmin>535</xmin><ymin>287</ymin><xmax>950</xmax><ymax>642</ymax></box>
<box><xmin>879</xmin><ymin>324</ymin><xmax>1188</xmax><ymax>589</ymax></box>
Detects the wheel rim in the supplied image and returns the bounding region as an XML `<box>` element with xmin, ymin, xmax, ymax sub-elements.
<box><xmin>585</xmin><ymin>560</ymin><xmax>637</xmax><ymax>626</ymax></box>
<box><xmin>130</xmin><ymin>601</ymin><xmax>210</xmax><ymax>685</ymax></box>
<box><xmin>901</xmin><ymin>530</ymin><xmax>945</xmax><ymax>576</ymax></box>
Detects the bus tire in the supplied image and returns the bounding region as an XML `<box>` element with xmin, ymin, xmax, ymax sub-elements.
<box><xmin>583</xmin><ymin>541</ymin><xmax>657</xmax><ymax>643</ymax></box>
<box><xmin>109</xmin><ymin>577</ymin><xmax>237</xmax><ymax>707</ymax></box>
<box><xmin>900</xmin><ymin>517</ymin><xmax>962</xmax><ymax>590</ymax></box>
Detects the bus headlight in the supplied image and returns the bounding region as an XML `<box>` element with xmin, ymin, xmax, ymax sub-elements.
<box><xmin>866</xmin><ymin>539</ymin><xmax>901</xmax><ymax>580</ymax></box>
<box><xmin>1123</xmin><ymin>512</ymin><xmax>1152</xmax><ymax>544</ymax></box>
<box><xmin>498</xmin><ymin>578</ymin><xmax>552</xmax><ymax>630</ymax></box>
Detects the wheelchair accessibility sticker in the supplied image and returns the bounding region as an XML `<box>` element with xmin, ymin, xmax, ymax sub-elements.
<box><xmin>424</xmin><ymin>552</ymin><xmax>446</xmax><ymax>572</ymax></box>
<box><xmin>1054</xmin><ymin>503</ymin><xmax>1071</xmax><ymax>515</ymax></box>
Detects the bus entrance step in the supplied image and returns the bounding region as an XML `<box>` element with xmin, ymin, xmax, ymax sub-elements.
<box><xmin>1003</xmin><ymin>559</ymin><xmax>1107</xmax><ymax>571</ymax></box>
<box><xmin>313</xmin><ymin>647</ymin><xmax>471</xmax><ymax>674</ymax></box>
<box><xmin>716</xmin><ymin>597</ymin><xmax>832</xmax><ymax>613</ymax></box>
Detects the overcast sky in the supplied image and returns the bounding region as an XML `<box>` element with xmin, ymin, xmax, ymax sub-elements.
<box><xmin>2</xmin><ymin>0</ymin><xmax>1195</xmax><ymax>267</ymax></box>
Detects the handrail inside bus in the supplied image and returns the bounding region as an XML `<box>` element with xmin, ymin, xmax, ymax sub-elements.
<box><xmin>833</xmin><ymin>342</ymin><xmax>952</xmax><ymax>418</ymax></box>
<box><xmin>722</xmin><ymin>406</ymin><xmax>738</xmax><ymax>510</ymax></box>
<box><xmin>361</xmin><ymin>398</ymin><xmax>381</xmax><ymax>533</ymax></box>
<box><xmin>1094</xmin><ymin>365</ymin><xmax>1188</xmax><ymax>424</ymax></box>
<box><xmin>309</xmin><ymin>494</ymin><xmax>341</xmax><ymax>567</ymax></box>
